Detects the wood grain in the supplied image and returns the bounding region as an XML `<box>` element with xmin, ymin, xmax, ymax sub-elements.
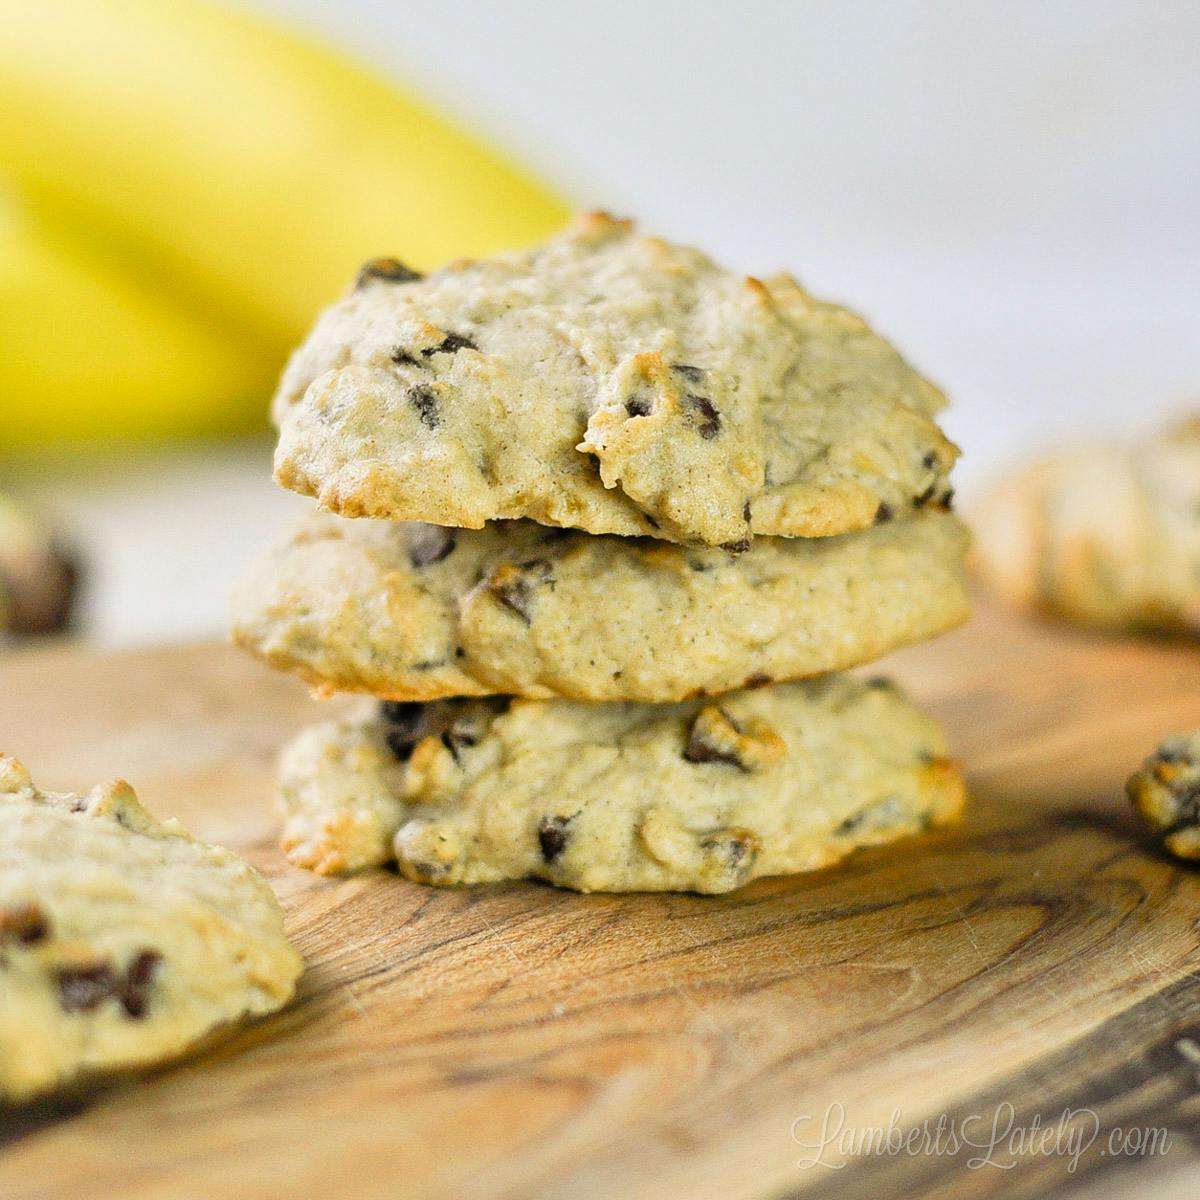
<box><xmin>2</xmin><ymin>601</ymin><xmax>1200</xmax><ymax>1200</ymax></box>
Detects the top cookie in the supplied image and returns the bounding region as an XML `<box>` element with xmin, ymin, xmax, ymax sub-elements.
<box><xmin>273</xmin><ymin>213</ymin><xmax>957</xmax><ymax>547</ymax></box>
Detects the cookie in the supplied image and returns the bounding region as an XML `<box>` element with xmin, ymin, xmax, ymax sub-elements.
<box><xmin>973</xmin><ymin>416</ymin><xmax>1200</xmax><ymax>635</ymax></box>
<box><xmin>277</xmin><ymin>677</ymin><xmax>965</xmax><ymax>892</ymax></box>
<box><xmin>273</xmin><ymin>212</ymin><xmax>957</xmax><ymax>547</ymax></box>
<box><xmin>1127</xmin><ymin>732</ymin><xmax>1200</xmax><ymax>859</ymax></box>
<box><xmin>233</xmin><ymin>509</ymin><xmax>970</xmax><ymax>703</ymax></box>
<box><xmin>0</xmin><ymin>757</ymin><xmax>302</xmax><ymax>1101</ymax></box>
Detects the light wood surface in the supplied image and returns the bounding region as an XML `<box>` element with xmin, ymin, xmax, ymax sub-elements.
<box><xmin>3</xmin><ymin>602</ymin><xmax>1200</xmax><ymax>1199</ymax></box>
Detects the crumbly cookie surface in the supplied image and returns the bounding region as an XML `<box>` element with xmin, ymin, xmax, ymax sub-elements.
<box><xmin>273</xmin><ymin>213</ymin><xmax>957</xmax><ymax>546</ymax></box>
<box><xmin>233</xmin><ymin>509</ymin><xmax>969</xmax><ymax>703</ymax></box>
<box><xmin>973</xmin><ymin>417</ymin><xmax>1200</xmax><ymax>634</ymax></box>
<box><xmin>277</xmin><ymin>677</ymin><xmax>964</xmax><ymax>893</ymax></box>
<box><xmin>1127</xmin><ymin>731</ymin><xmax>1200</xmax><ymax>859</ymax></box>
<box><xmin>0</xmin><ymin>757</ymin><xmax>302</xmax><ymax>1101</ymax></box>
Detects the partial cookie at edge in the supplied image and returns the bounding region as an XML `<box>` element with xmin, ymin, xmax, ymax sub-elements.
<box><xmin>0</xmin><ymin>757</ymin><xmax>302</xmax><ymax>1101</ymax></box>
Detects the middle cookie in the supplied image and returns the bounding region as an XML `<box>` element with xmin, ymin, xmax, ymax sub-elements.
<box><xmin>234</xmin><ymin>509</ymin><xmax>968</xmax><ymax>703</ymax></box>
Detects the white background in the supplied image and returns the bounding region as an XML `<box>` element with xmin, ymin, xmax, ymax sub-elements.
<box><xmin>253</xmin><ymin>0</ymin><xmax>1200</xmax><ymax>466</ymax></box>
<box><xmin>14</xmin><ymin>0</ymin><xmax>1199</xmax><ymax>645</ymax></box>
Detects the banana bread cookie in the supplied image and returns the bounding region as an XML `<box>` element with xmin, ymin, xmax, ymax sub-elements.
<box><xmin>234</xmin><ymin>509</ymin><xmax>970</xmax><ymax>703</ymax></box>
<box><xmin>273</xmin><ymin>213</ymin><xmax>957</xmax><ymax>547</ymax></box>
<box><xmin>973</xmin><ymin>416</ymin><xmax>1200</xmax><ymax>635</ymax></box>
<box><xmin>0</xmin><ymin>757</ymin><xmax>302</xmax><ymax>1101</ymax></box>
<box><xmin>276</xmin><ymin>676</ymin><xmax>964</xmax><ymax>893</ymax></box>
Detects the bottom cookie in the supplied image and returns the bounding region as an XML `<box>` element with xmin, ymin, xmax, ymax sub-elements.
<box><xmin>278</xmin><ymin>676</ymin><xmax>965</xmax><ymax>894</ymax></box>
<box><xmin>0</xmin><ymin>757</ymin><xmax>302</xmax><ymax>1102</ymax></box>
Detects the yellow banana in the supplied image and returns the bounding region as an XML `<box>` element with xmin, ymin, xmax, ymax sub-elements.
<box><xmin>0</xmin><ymin>189</ymin><xmax>273</xmax><ymax>444</ymax></box>
<box><xmin>0</xmin><ymin>0</ymin><xmax>569</xmax><ymax>344</ymax></box>
<box><xmin>0</xmin><ymin>0</ymin><xmax>569</xmax><ymax>443</ymax></box>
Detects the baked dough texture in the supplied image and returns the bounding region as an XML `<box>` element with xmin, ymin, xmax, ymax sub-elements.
<box><xmin>273</xmin><ymin>212</ymin><xmax>957</xmax><ymax>547</ymax></box>
<box><xmin>0</xmin><ymin>757</ymin><xmax>302</xmax><ymax>1101</ymax></box>
<box><xmin>973</xmin><ymin>417</ymin><xmax>1200</xmax><ymax>635</ymax></box>
<box><xmin>276</xmin><ymin>676</ymin><xmax>964</xmax><ymax>893</ymax></box>
<box><xmin>232</xmin><ymin>509</ymin><xmax>970</xmax><ymax>703</ymax></box>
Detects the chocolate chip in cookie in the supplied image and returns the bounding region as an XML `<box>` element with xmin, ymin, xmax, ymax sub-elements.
<box><xmin>407</xmin><ymin>525</ymin><xmax>457</xmax><ymax>568</ymax></box>
<box><xmin>408</xmin><ymin>385</ymin><xmax>440</xmax><ymax>429</ymax></box>
<box><xmin>422</xmin><ymin>333</ymin><xmax>477</xmax><ymax>357</ymax></box>
<box><xmin>685</xmin><ymin>394</ymin><xmax>722</xmax><ymax>439</ymax></box>
<box><xmin>56</xmin><ymin>961</ymin><xmax>117</xmax><ymax>1013</ymax></box>
<box><xmin>380</xmin><ymin>701</ymin><xmax>427</xmax><ymax>761</ymax></box>
<box><xmin>355</xmin><ymin>258</ymin><xmax>424</xmax><ymax>288</ymax></box>
<box><xmin>684</xmin><ymin>706</ymin><xmax>786</xmax><ymax>773</ymax></box>
<box><xmin>119</xmin><ymin>950</ymin><xmax>162</xmax><ymax>1019</ymax></box>
<box><xmin>56</xmin><ymin>949</ymin><xmax>164</xmax><ymax>1019</ymax></box>
<box><xmin>537</xmin><ymin>815</ymin><xmax>572</xmax><ymax>862</ymax></box>
<box><xmin>487</xmin><ymin>559</ymin><xmax>555</xmax><ymax>624</ymax></box>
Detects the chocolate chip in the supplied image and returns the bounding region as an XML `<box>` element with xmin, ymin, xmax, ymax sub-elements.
<box><xmin>922</xmin><ymin>451</ymin><xmax>938</xmax><ymax>470</ymax></box>
<box><xmin>381</xmin><ymin>701</ymin><xmax>424</xmax><ymax>730</ymax></box>
<box><xmin>915</xmin><ymin>483</ymin><xmax>954</xmax><ymax>509</ymax></box>
<box><xmin>407</xmin><ymin>525</ymin><xmax>456</xmax><ymax>568</ymax></box>
<box><xmin>0</xmin><ymin>903</ymin><xmax>49</xmax><ymax>944</ymax></box>
<box><xmin>57</xmin><ymin>962</ymin><xmax>116</xmax><ymax>1013</ymax></box>
<box><xmin>120</xmin><ymin>950</ymin><xmax>161</xmax><ymax>1019</ymax></box>
<box><xmin>720</xmin><ymin>537</ymin><xmax>751</xmax><ymax>555</ymax></box>
<box><xmin>537</xmin><ymin>815</ymin><xmax>571</xmax><ymax>861</ymax></box>
<box><xmin>671</xmin><ymin>363</ymin><xmax>706</xmax><ymax>383</ymax></box>
<box><xmin>489</xmin><ymin>559</ymin><xmax>554</xmax><ymax>625</ymax></box>
<box><xmin>408</xmin><ymin>385</ymin><xmax>440</xmax><ymax>429</ymax></box>
<box><xmin>684</xmin><ymin>710</ymin><xmax>745</xmax><ymax>769</ymax></box>
<box><xmin>355</xmin><ymin>258</ymin><xmax>424</xmax><ymax>288</ymax></box>
<box><xmin>381</xmin><ymin>701</ymin><xmax>426</xmax><ymax>761</ymax></box>
<box><xmin>440</xmin><ymin>723</ymin><xmax>478</xmax><ymax>763</ymax></box>
<box><xmin>743</xmin><ymin>500</ymin><xmax>752</xmax><ymax>522</ymax></box>
<box><xmin>686</xmin><ymin>395</ymin><xmax>721</xmax><ymax>439</ymax></box>
<box><xmin>385</xmin><ymin>732</ymin><xmax>417</xmax><ymax>761</ymax></box>
<box><xmin>625</xmin><ymin>395</ymin><xmax>652</xmax><ymax>417</ymax></box>
<box><xmin>875</xmin><ymin>502</ymin><xmax>894</xmax><ymax>523</ymax></box>
<box><xmin>422</xmin><ymin>333</ymin><xmax>477</xmax><ymax>356</ymax></box>
<box><xmin>390</xmin><ymin>347</ymin><xmax>421</xmax><ymax>367</ymax></box>
<box><xmin>744</xmin><ymin>673</ymin><xmax>772</xmax><ymax>688</ymax></box>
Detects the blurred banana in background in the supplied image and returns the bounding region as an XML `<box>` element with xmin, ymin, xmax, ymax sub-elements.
<box><xmin>0</xmin><ymin>0</ymin><xmax>568</xmax><ymax>445</ymax></box>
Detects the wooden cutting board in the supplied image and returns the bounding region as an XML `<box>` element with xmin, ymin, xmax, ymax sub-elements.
<box><xmin>3</xmin><ymin>601</ymin><xmax>1200</xmax><ymax>1200</ymax></box>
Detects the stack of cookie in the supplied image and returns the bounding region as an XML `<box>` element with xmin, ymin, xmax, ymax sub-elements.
<box><xmin>234</xmin><ymin>214</ymin><xmax>969</xmax><ymax>894</ymax></box>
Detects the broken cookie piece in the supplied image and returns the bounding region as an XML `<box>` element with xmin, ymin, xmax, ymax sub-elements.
<box><xmin>0</xmin><ymin>756</ymin><xmax>302</xmax><ymax>1102</ymax></box>
<box><xmin>1127</xmin><ymin>732</ymin><xmax>1200</xmax><ymax>859</ymax></box>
